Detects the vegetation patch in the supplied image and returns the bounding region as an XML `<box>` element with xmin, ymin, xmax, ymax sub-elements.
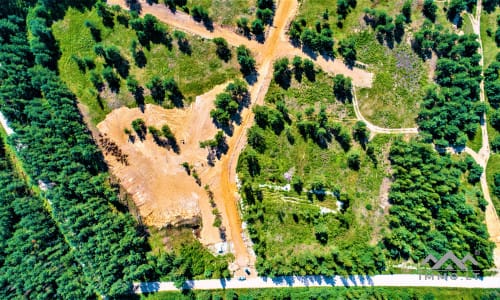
<box><xmin>53</xmin><ymin>6</ymin><xmax>240</xmax><ymax>124</ymax></box>
<box><xmin>355</xmin><ymin>32</ymin><xmax>428</xmax><ymax>128</ymax></box>
<box><xmin>382</xmin><ymin>140</ymin><xmax>493</xmax><ymax>271</ymax></box>
<box><xmin>237</xmin><ymin>68</ymin><xmax>397</xmax><ymax>276</ymax></box>
<box><xmin>137</xmin><ymin>287</ymin><xmax>500</xmax><ymax>299</ymax></box>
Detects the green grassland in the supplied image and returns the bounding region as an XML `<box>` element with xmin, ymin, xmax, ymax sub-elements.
<box><xmin>294</xmin><ymin>1</ymin><xmax>465</xmax><ymax>129</ymax></box>
<box><xmin>53</xmin><ymin>7</ymin><xmax>240</xmax><ymax>124</ymax></box>
<box><xmin>466</xmin><ymin>124</ymin><xmax>483</xmax><ymax>152</ymax></box>
<box><xmin>295</xmin><ymin>0</ymin><xmax>456</xmax><ymax>42</ymax></box>
<box><xmin>487</xmin><ymin>153</ymin><xmax>500</xmax><ymax>217</ymax></box>
<box><xmin>134</xmin><ymin>287</ymin><xmax>500</xmax><ymax>299</ymax></box>
<box><xmin>237</xmin><ymin>70</ymin><xmax>401</xmax><ymax>275</ymax></box>
<box><xmin>481</xmin><ymin>7</ymin><xmax>500</xmax><ymax>68</ymax></box>
<box><xmin>187</xmin><ymin>0</ymin><xmax>255</xmax><ymax>26</ymax></box>
<box><xmin>354</xmin><ymin>32</ymin><xmax>428</xmax><ymax>128</ymax></box>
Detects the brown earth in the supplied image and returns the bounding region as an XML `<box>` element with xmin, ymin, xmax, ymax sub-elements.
<box><xmin>97</xmin><ymin>84</ymin><xmax>227</xmax><ymax>246</ymax></box>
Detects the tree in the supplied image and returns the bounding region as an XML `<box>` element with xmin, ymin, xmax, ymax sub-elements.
<box><xmin>401</xmin><ymin>0</ymin><xmax>412</xmax><ymax>23</ymax></box>
<box><xmin>353</xmin><ymin>121</ymin><xmax>368</xmax><ymax>146</ymax></box>
<box><xmin>131</xmin><ymin>118</ymin><xmax>147</xmax><ymax>140</ymax></box>
<box><xmin>394</xmin><ymin>14</ymin><xmax>405</xmax><ymax>43</ymax></box>
<box><xmin>191</xmin><ymin>5</ymin><xmax>210</xmax><ymax>23</ymax></box>
<box><xmin>333</xmin><ymin>74</ymin><xmax>353</xmax><ymax>102</ymax></box>
<box><xmin>236</xmin><ymin>45</ymin><xmax>255</xmax><ymax>75</ymax></box>
<box><xmin>237</xmin><ymin>17</ymin><xmax>250</xmax><ymax>36</ymax></box>
<box><xmin>89</xmin><ymin>70</ymin><xmax>103</xmax><ymax>91</ymax></box>
<box><xmin>338</xmin><ymin>38</ymin><xmax>356</xmax><ymax>67</ymax></box>
<box><xmin>213</xmin><ymin>37</ymin><xmax>231</xmax><ymax>62</ymax></box>
<box><xmin>491</xmin><ymin>109</ymin><xmax>500</xmax><ymax>130</ymax></box>
<box><xmin>256</xmin><ymin>8</ymin><xmax>273</xmax><ymax>24</ymax></box>
<box><xmin>337</xmin><ymin>0</ymin><xmax>350</xmax><ymax>20</ymax></box>
<box><xmin>146</xmin><ymin>75</ymin><xmax>165</xmax><ymax>103</ymax></box>
<box><xmin>303</xmin><ymin>59</ymin><xmax>315</xmax><ymax>81</ymax></box>
<box><xmin>273</xmin><ymin>57</ymin><xmax>291</xmax><ymax>88</ymax></box>
<box><xmin>102</xmin><ymin>66</ymin><xmax>120</xmax><ymax>92</ymax></box>
<box><xmin>251</xmin><ymin>18</ymin><xmax>264</xmax><ymax>35</ymax></box>
<box><xmin>468</xmin><ymin>161</ymin><xmax>483</xmax><ymax>183</ymax></box>
<box><xmin>491</xmin><ymin>136</ymin><xmax>500</xmax><ymax>152</ymax></box>
<box><xmin>423</xmin><ymin>0</ymin><xmax>437</xmax><ymax>22</ymax></box>
<box><xmin>173</xmin><ymin>30</ymin><xmax>191</xmax><ymax>54</ymax></box>
<box><xmin>126</xmin><ymin>75</ymin><xmax>139</xmax><ymax>94</ymax></box>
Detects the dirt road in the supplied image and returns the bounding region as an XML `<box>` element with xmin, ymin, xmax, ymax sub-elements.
<box><xmin>218</xmin><ymin>0</ymin><xmax>299</xmax><ymax>275</ymax></box>
<box><xmin>107</xmin><ymin>0</ymin><xmax>262</xmax><ymax>54</ymax></box>
<box><xmin>107</xmin><ymin>0</ymin><xmax>373</xmax><ymax>88</ymax></box>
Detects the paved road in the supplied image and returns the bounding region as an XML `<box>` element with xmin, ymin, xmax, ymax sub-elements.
<box><xmin>133</xmin><ymin>274</ymin><xmax>500</xmax><ymax>293</ymax></box>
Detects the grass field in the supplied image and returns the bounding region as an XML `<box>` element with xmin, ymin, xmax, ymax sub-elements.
<box><xmin>133</xmin><ymin>287</ymin><xmax>500</xmax><ymax>299</ymax></box>
<box><xmin>294</xmin><ymin>1</ymin><xmax>465</xmax><ymax>129</ymax></box>
<box><xmin>487</xmin><ymin>153</ymin><xmax>500</xmax><ymax>217</ymax></box>
<box><xmin>187</xmin><ymin>0</ymin><xmax>255</xmax><ymax>26</ymax></box>
<box><xmin>53</xmin><ymin>7</ymin><xmax>240</xmax><ymax>124</ymax></box>
<box><xmin>237</xmin><ymin>71</ymin><xmax>400</xmax><ymax>275</ymax></box>
<box><xmin>355</xmin><ymin>32</ymin><xmax>428</xmax><ymax>128</ymax></box>
<box><xmin>466</xmin><ymin>124</ymin><xmax>483</xmax><ymax>152</ymax></box>
<box><xmin>481</xmin><ymin>8</ymin><xmax>500</xmax><ymax>68</ymax></box>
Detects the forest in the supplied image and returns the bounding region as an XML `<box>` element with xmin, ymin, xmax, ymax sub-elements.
<box><xmin>414</xmin><ymin>21</ymin><xmax>484</xmax><ymax>147</ymax></box>
<box><xmin>0</xmin><ymin>137</ymin><xmax>93</xmax><ymax>299</ymax></box>
<box><xmin>383</xmin><ymin>140</ymin><xmax>493</xmax><ymax>271</ymax></box>
<box><xmin>0</xmin><ymin>0</ymin><xmax>230</xmax><ymax>296</ymax></box>
<box><xmin>136</xmin><ymin>287</ymin><xmax>500</xmax><ymax>300</ymax></box>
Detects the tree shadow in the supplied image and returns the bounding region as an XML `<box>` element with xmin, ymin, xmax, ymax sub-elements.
<box><xmin>134</xmin><ymin>87</ymin><xmax>145</xmax><ymax>108</ymax></box>
<box><xmin>177</xmin><ymin>39</ymin><xmax>192</xmax><ymax>55</ymax></box>
<box><xmin>134</xmin><ymin>50</ymin><xmax>147</xmax><ymax>68</ymax></box>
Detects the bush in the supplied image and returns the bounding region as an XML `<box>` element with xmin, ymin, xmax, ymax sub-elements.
<box><xmin>423</xmin><ymin>0</ymin><xmax>437</xmax><ymax>22</ymax></box>
<box><xmin>347</xmin><ymin>151</ymin><xmax>361</xmax><ymax>170</ymax></box>
<box><xmin>213</xmin><ymin>37</ymin><xmax>231</xmax><ymax>62</ymax></box>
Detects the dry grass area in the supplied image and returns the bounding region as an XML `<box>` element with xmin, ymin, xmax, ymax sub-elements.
<box><xmin>97</xmin><ymin>85</ymin><xmax>229</xmax><ymax>246</ymax></box>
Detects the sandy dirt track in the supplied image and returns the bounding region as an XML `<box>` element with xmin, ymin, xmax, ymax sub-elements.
<box><xmin>107</xmin><ymin>0</ymin><xmax>373</xmax><ymax>88</ymax></box>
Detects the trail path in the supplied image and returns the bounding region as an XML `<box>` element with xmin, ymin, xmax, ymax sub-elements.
<box><xmin>467</xmin><ymin>0</ymin><xmax>500</xmax><ymax>270</ymax></box>
<box><xmin>352</xmin><ymin>86</ymin><xmax>418</xmax><ymax>135</ymax></box>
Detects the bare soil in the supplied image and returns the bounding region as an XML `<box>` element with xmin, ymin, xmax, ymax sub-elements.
<box><xmin>97</xmin><ymin>84</ymin><xmax>227</xmax><ymax>246</ymax></box>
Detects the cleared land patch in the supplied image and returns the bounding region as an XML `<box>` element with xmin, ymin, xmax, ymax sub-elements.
<box><xmin>97</xmin><ymin>84</ymin><xmax>229</xmax><ymax>247</ymax></box>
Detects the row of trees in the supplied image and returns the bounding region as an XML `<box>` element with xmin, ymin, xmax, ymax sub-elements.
<box><xmin>272</xmin><ymin>56</ymin><xmax>315</xmax><ymax>89</ymax></box>
<box><xmin>0</xmin><ymin>142</ymin><xmax>94</xmax><ymax>299</ymax></box>
<box><xmin>383</xmin><ymin>140</ymin><xmax>493</xmax><ymax>271</ymax></box>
